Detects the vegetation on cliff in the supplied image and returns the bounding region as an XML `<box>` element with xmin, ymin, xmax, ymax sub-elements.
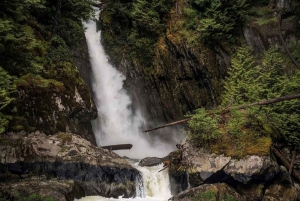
<box><xmin>0</xmin><ymin>0</ymin><xmax>96</xmax><ymax>134</ymax></box>
<box><xmin>101</xmin><ymin>0</ymin><xmax>175</xmax><ymax>66</ymax></box>
<box><xmin>100</xmin><ymin>0</ymin><xmax>300</xmax><ymax>155</ymax></box>
<box><xmin>187</xmin><ymin>47</ymin><xmax>300</xmax><ymax>157</ymax></box>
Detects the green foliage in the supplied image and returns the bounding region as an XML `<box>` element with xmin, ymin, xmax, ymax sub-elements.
<box><xmin>22</xmin><ymin>194</ymin><xmax>55</xmax><ymax>201</ymax></box>
<box><xmin>101</xmin><ymin>0</ymin><xmax>175</xmax><ymax>66</ymax></box>
<box><xmin>57</xmin><ymin>132</ymin><xmax>72</xmax><ymax>143</ymax></box>
<box><xmin>222</xmin><ymin>47</ymin><xmax>300</xmax><ymax>150</ymax></box>
<box><xmin>184</xmin><ymin>0</ymin><xmax>249</xmax><ymax>45</ymax></box>
<box><xmin>15</xmin><ymin>74</ymin><xmax>65</xmax><ymax>92</ymax></box>
<box><xmin>192</xmin><ymin>191</ymin><xmax>217</xmax><ymax>201</ymax></box>
<box><xmin>0</xmin><ymin>67</ymin><xmax>16</xmax><ymax>133</ymax></box>
<box><xmin>187</xmin><ymin>46</ymin><xmax>300</xmax><ymax>155</ymax></box>
<box><xmin>0</xmin><ymin>0</ymin><xmax>95</xmax><ymax>133</ymax></box>
<box><xmin>222</xmin><ymin>47</ymin><xmax>286</xmax><ymax>106</ymax></box>
<box><xmin>188</xmin><ymin>109</ymin><xmax>221</xmax><ymax>145</ymax></box>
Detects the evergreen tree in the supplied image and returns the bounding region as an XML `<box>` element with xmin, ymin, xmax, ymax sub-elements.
<box><xmin>222</xmin><ymin>47</ymin><xmax>300</xmax><ymax>150</ymax></box>
<box><xmin>0</xmin><ymin>66</ymin><xmax>16</xmax><ymax>133</ymax></box>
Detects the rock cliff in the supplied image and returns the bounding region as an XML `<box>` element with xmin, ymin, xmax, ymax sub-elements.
<box><xmin>100</xmin><ymin>0</ymin><xmax>300</xmax><ymax>125</ymax></box>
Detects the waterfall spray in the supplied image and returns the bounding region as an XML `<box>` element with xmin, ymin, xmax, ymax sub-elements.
<box><xmin>84</xmin><ymin>12</ymin><xmax>178</xmax><ymax>159</ymax></box>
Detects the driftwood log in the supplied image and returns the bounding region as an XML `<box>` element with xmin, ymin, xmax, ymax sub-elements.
<box><xmin>271</xmin><ymin>146</ymin><xmax>300</xmax><ymax>182</ymax></box>
<box><xmin>143</xmin><ymin>93</ymin><xmax>300</xmax><ymax>132</ymax></box>
<box><xmin>101</xmin><ymin>144</ymin><xmax>133</xmax><ymax>151</ymax></box>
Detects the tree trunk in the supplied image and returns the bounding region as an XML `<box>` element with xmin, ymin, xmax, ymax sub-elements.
<box><xmin>271</xmin><ymin>147</ymin><xmax>300</xmax><ymax>182</ymax></box>
<box><xmin>143</xmin><ymin>118</ymin><xmax>190</xmax><ymax>132</ymax></box>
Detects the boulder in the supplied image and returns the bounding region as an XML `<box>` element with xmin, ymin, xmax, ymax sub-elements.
<box><xmin>139</xmin><ymin>157</ymin><xmax>163</xmax><ymax>167</ymax></box>
<box><xmin>223</xmin><ymin>155</ymin><xmax>278</xmax><ymax>184</ymax></box>
<box><xmin>0</xmin><ymin>177</ymin><xmax>80</xmax><ymax>201</ymax></box>
<box><xmin>0</xmin><ymin>132</ymin><xmax>141</xmax><ymax>199</ymax></box>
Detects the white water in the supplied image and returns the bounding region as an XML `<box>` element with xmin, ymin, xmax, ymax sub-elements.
<box><xmin>81</xmin><ymin>11</ymin><xmax>179</xmax><ymax>201</ymax></box>
<box><xmin>84</xmin><ymin>12</ymin><xmax>182</xmax><ymax>159</ymax></box>
<box><xmin>75</xmin><ymin>163</ymin><xmax>172</xmax><ymax>201</ymax></box>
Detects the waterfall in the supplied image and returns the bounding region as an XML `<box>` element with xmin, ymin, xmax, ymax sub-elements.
<box><xmin>76</xmin><ymin>162</ymin><xmax>172</xmax><ymax>201</ymax></box>
<box><xmin>84</xmin><ymin>11</ymin><xmax>179</xmax><ymax>159</ymax></box>
<box><xmin>133</xmin><ymin>163</ymin><xmax>172</xmax><ymax>199</ymax></box>
<box><xmin>80</xmin><ymin>10</ymin><xmax>179</xmax><ymax>201</ymax></box>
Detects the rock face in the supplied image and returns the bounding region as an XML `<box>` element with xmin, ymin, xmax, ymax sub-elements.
<box><xmin>7</xmin><ymin>32</ymin><xmax>97</xmax><ymax>145</ymax></box>
<box><xmin>100</xmin><ymin>0</ymin><xmax>300</xmax><ymax>126</ymax></box>
<box><xmin>168</xmin><ymin>137</ymin><xmax>300</xmax><ymax>200</ymax></box>
<box><xmin>0</xmin><ymin>132</ymin><xmax>141</xmax><ymax>200</ymax></box>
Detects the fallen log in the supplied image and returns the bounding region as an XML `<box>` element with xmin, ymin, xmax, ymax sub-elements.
<box><xmin>271</xmin><ymin>146</ymin><xmax>300</xmax><ymax>182</ymax></box>
<box><xmin>143</xmin><ymin>118</ymin><xmax>191</xmax><ymax>132</ymax></box>
<box><xmin>101</xmin><ymin>144</ymin><xmax>133</xmax><ymax>151</ymax></box>
<box><xmin>143</xmin><ymin>93</ymin><xmax>300</xmax><ymax>132</ymax></box>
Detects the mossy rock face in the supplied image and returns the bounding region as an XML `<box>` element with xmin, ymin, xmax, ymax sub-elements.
<box><xmin>99</xmin><ymin>0</ymin><xmax>300</xmax><ymax>127</ymax></box>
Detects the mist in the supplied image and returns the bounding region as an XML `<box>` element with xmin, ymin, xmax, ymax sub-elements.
<box><xmin>84</xmin><ymin>15</ymin><xmax>185</xmax><ymax>159</ymax></box>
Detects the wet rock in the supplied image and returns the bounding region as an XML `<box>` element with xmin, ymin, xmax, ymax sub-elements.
<box><xmin>0</xmin><ymin>132</ymin><xmax>141</xmax><ymax>199</ymax></box>
<box><xmin>139</xmin><ymin>157</ymin><xmax>163</xmax><ymax>167</ymax></box>
<box><xmin>0</xmin><ymin>177</ymin><xmax>79</xmax><ymax>201</ymax></box>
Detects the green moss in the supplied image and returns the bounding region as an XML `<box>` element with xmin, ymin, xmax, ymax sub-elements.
<box><xmin>60</xmin><ymin>145</ymin><xmax>68</xmax><ymax>152</ymax></box>
<box><xmin>192</xmin><ymin>191</ymin><xmax>217</xmax><ymax>201</ymax></box>
<box><xmin>57</xmin><ymin>133</ymin><xmax>72</xmax><ymax>143</ymax></box>
<box><xmin>15</xmin><ymin>74</ymin><xmax>65</xmax><ymax>92</ymax></box>
<box><xmin>255</xmin><ymin>17</ymin><xmax>277</xmax><ymax>26</ymax></box>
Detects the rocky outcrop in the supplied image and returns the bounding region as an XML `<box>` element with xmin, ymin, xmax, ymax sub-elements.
<box><xmin>0</xmin><ymin>132</ymin><xmax>141</xmax><ymax>199</ymax></box>
<box><xmin>0</xmin><ymin>178</ymin><xmax>80</xmax><ymax>201</ymax></box>
<box><xmin>168</xmin><ymin>137</ymin><xmax>300</xmax><ymax>200</ymax></box>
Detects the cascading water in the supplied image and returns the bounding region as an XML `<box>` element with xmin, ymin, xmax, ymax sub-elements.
<box><xmin>76</xmin><ymin>163</ymin><xmax>171</xmax><ymax>201</ymax></box>
<box><xmin>80</xmin><ymin>10</ymin><xmax>181</xmax><ymax>201</ymax></box>
<box><xmin>84</xmin><ymin>10</ymin><xmax>179</xmax><ymax>159</ymax></box>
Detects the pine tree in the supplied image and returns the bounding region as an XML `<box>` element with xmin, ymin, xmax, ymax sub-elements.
<box><xmin>0</xmin><ymin>66</ymin><xmax>16</xmax><ymax>133</ymax></box>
